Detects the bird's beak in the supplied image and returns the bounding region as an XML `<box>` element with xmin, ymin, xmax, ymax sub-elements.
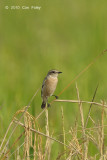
<box><xmin>58</xmin><ymin>71</ymin><xmax>62</xmax><ymax>74</ymax></box>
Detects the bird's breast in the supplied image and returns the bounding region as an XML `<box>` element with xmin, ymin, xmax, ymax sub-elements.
<box><xmin>42</xmin><ymin>76</ymin><xmax>58</xmax><ymax>98</ymax></box>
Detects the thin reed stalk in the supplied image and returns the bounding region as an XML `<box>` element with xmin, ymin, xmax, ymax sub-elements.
<box><xmin>0</xmin><ymin>121</ymin><xmax>13</xmax><ymax>153</ymax></box>
<box><xmin>55</xmin><ymin>99</ymin><xmax>107</xmax><ymax>108</ymax></box>
<box><xmin>43</xmin><ymin>108</ymin><xmax>51</xmax><ymax>160</ymax></box>
<box><xmin>61</xmin><ymin>106</ymin><xmax>66</xmax><ymax>159</ymax></box>
<box><xmin>100</xmin><ymin>101</ymin><xmax>104</xmax><ymax>159</ymax></box>
<box><xmin>76</xmin><ymin>83</ymin><xmax>88</xmax><ymax>160</ymax></box>
<box><xmin>85</xmin><ymin>84</ymin><xmax>99</xmax><ymax>128</ymax></box>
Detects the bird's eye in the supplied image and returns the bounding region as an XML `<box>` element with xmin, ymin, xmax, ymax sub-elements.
<box><xmin>52</xmin><ymin>71</ymin><xmax>55</xmax><ymax>73</ymax></box>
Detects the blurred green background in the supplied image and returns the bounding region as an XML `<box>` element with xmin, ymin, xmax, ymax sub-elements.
<box><xmin>0</xmin><ymin>0</ymin><xmax>107</xmax><ymax>158</ymax></box>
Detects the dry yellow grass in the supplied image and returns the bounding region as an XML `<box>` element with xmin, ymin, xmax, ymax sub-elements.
<box><xmin>0</xmin><ymin>86</ymin><xmax>107</xmax><ymax>159</ymax></box>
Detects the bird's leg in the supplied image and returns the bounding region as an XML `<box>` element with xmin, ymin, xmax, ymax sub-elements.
<box><xmin>47</xmin><ymin>103</ymin><xmax>51</xmax><ymax>107</ymax></box>
<box><xmin>46</xmin><ymin>98</ymin><xmax>51</xmax><ymax>108</ymax></box>
<box><xmin>52</xmin><ymin>95</ymin><xmax>59</xmax><ymax>99</ymax></box>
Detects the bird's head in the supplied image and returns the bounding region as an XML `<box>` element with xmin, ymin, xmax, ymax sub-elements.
<box><xmin>47</xmin><ymin>70</ymin><xmax>62</xmax><ymax>77</ymax></box>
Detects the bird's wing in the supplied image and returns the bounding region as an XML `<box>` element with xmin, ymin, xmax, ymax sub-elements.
<box><xmin>41</xmin><ymin>76</ymin><xmax>47</xmax><ymax>96</ymax></box>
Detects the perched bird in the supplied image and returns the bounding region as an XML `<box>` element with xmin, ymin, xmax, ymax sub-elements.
<box><xmin>41</xmin><ymin>70</ymin><xmax>62</xmax><ymax>109</ymax></box>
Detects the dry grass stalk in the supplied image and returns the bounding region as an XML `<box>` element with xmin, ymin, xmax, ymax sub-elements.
<box><xmin>76</xmin><ymin>83</ymin><xmax>88</xmax><ymax>160</ymax></box>
<box><xmin>8</xmin><ymin>142</ymin><xmax>25</xmax><ymax>159</ymax></box>
<box><xmin>99</xmin><ymin>101</ymin><xmax>105</xmax><ymax>159</ymax></box>
<box><xmin>16</xmin><ymin>147</ymin><xmax>21</xmax><ymax>160</ymax></box>
<box><xmin>76</xmin><ymin>83</ymin><xmax>84</xmax><ymax>130</ymax></box>
<box><xmin>37</xmin><ymin>131</ymin><xmax>43</xmax><ymax>160</ymax></box>
<box><xmin>0</xmin><ymin>121</ymin><xmax>13</xmax><ymax>157</ymax></box>
<box><xmin>33</xmin><ymin>121</ymin><xmax>37</xmax><ymax>160</ymax></box>
<box><xmin>55</xmin><ymin>99</ymin><xmax>107</xmax><ymax>108</ymax></box>
<box><xmin>86</xmin><ymin>130</ymin><xmax>98</xmax><ymax>148</ymax></box>
<box><xmin>1</xmin><ymin>143</ymin><xmax>9</xmax><ymax>160</ymax></box>
<box><xmin>23</xmin><ymin>113</ymin><xmax>30</xmax><ymax>160</ymax></box>
<box><xmin>85</xmin><ymin>84</ymin><xmax>99</xmax><ymax>128</ymax></box>
<box><xmin>56</xmin><ymin>49</ymin><xmax>107</xmax><ymax>97</ymax></box>
<box><xmin>77</xmin><ymin>125</ymin><xmax>107</xmax><ymax>132</ymax></box>
<box><xmin>68</xmin><ymin>126</ymin><xmax>82</xmax><ymax>159</ymax></box>
<box><xmin>61</xmin><ymin>106</ymin><xmax>66</xmax><ymax>159</ymax></box>
<box><xmin>35</xmin><ymin>107</ymin><xmax>47</xmax><ymax>121</ymax></box>
<box><xmin>89</xmin><ymin>115</ymin><xmax>95</xmax><ymax>125</ymax></box>
<box><xmin>104</xmin><ymin>147</ymin><xmax>107</xmax><ymax>160</ymax></box>
<box><xmin>66</xmin><ymin>151</ymin><xmax>78</xmax><ymax>160</ymax></box>
<box><xmin>56</xmin><ymin>150</ymin><xmax>67</xmax><ymax>160</ymax></box>
<box><xmin>43</xmin><ymin>108</ymin><xmax>51</xmax><ymax>160</ymax></box>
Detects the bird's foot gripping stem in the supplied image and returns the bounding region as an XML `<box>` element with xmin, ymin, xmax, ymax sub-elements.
<box><xmin>52</xmin><ymin>95</ymin><xmax>59</xmax><ymax>99</ymax></box>
<box><xmin>47</xmin><ymin>103</ymin><xmax>51</xmax><ymax>107</ymax></box>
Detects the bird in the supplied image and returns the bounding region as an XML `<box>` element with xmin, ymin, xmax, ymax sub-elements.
<box><xmin>41</xmin><ymin>70</ymin><xmax>62</xmax><ymax>109</ymax></box>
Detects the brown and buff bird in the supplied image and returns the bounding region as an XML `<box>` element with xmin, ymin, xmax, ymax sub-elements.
<box><xmin>41</xmin><ymin>70</ymin><xmax>62</xmax><ymax>109</ymax></box>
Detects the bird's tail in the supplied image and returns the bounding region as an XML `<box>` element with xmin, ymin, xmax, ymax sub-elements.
<box><xmin>41</xmin><ymin>101</ymin><xmax>46</xmax><ymax>109</ymax></box>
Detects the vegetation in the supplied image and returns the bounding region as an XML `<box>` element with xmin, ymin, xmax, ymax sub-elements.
<box><xmin>0</xmin><ymin>0</ymin><xmax>107</xmax><ymax>159</ymax></box>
